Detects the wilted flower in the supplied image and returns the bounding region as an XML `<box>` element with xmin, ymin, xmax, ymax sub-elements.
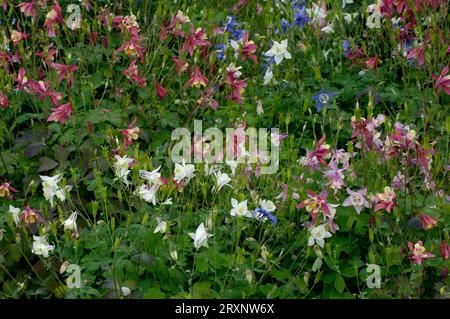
<box><xmin>189</xmin><ymin>223</ymin><xmax>212</xmax><ymax>249</ymax></box>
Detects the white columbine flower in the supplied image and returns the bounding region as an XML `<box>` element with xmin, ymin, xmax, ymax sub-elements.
<box><xmin>63</xmin><ymin>211</ymin><xmax>78</xmax><ymax>232</ymax></box>
<box><xmin>212</xmin><ymin>171</ymin><xmax>232</xmax><ymax>192</ymax></box>
<box><xmin>174</xmin><ymin>160</ymin><xmax>196</xmax><ymax>183</ymax></box>
<box><xmin>137</xmin><ymin>184</ymin><xmax>160</xmax><ymax>205</ymax></box>
<box><xmin>9</xmin><ymin>205</ymin><xmax>20</xmax><ymax>225</ymax></box>
<box><xmin>139</xmin><ymin>166</ymin><xmax>161</xmax><ymax>185</ymax></box>
<box><xmin>189</xmin><ymin>223</ymin><xmax>212</xmax><ymax>249</ymax></box>
<box><xmin>308</xmin><ymin>224</ymin><xmax>332</xmax><ymax>248</ymax></box>
<box><xmin>114</xmin><ymin>155</ymin><xmax>134</xmax><ymax>186</ymax></box>
<box><xmin>226</xmin><ymin>160</ymin><xmax>238</xmax><ymax>176</ymax></box>
<box><xmin>32</xmin><ymin>235</ymin><xmax>55</xmax><ymax>258</ymax></box>
<box><xmin>154</xmin><ymin>217</ymin><xmax>167</xmax><ymax>234</ymax></box>
<box><xmin>264</xmin><ymin>39</ymin><xmax>291</xmax><ymax>65</ymax></box>
<box><xmin>263</xmin><ymin>66</ymin><xmax>274</xmax><ymax>85</ymax></box>
<box><xmin>40</xmin><ymin>174</ymin><xmax>70</xmax><ymax>206</ymax></box>
<box><xmin>230</xmin><ymin>198</ymin><xmax>252</xmax><ymax>218</ymax></box>
<box><xmin>259</xmin><ymin>199</ymin><xmax>276</xmax><ymax>213</ymax></box>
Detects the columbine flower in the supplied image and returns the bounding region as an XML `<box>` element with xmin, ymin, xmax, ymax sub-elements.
<box><xmin>342</xmin><ymin>188</ymin><xmax>370</xmax><ymax>214</ymax></box>
<box><xmin>419</xmin><ymin>213</ymin><xmax>437</xmax><ymax>230</ymax></box>
<box><xmin>189</xmin><ymin>223</ymin><xmax>212</xmax><ymax>249</ymax></box>
<box><xmin>263</xmin><ymin>66</ymin><xmax>274</xmax><ymax>85</ymax></box>
<box><xmin>259</xmin><ymin>199</ymin><xmax>276</xmax><ymax>213</ymax></box>
<box><xmin>187</xmin><ymin>66</ymin><xmax>209</xmax><ymax>88</ymax></box>
<box><xmin>137</xmin><ymin>184</ymin><xmax>160</xmax><ymax>205</ymax></box>
<box><xmin>212</xmin><ymin>171</ymin><xmax>232</xmax><ymax>193</ymax></box>
<box><xmin>297</xmin><ymin>190</ymin><xmax>339</xmax><ymax>222</ymax></box>
<box><xmin>174</xmin><ymin>160</ymin><xmax>196</xmax><ymax>183</ymax></box>
<box><xmin>0</xmin><ymin>91</ymin><xmax>8</xmax><ymax>109</ymax></box>
<box><xmin>253</xmin><ymin>207</ymin><xmax>277</xmax><ymax>225</ymax></box>
<box><xmin>19</xmin><ymin>205</ymin><xmax>44</xmax><ymax>226</ymax></box>
<box><xmin>139</xmin><ymin>166</ymin><xmax>162</xmax><ymax>185</ymax></box>
<box><xmin>373</xmin><ymin>186</ymin><xmax>396</xmax><ymax>213</ymax></box>
<box><xmin>114</xmin><ymin>155</ymin><xmax>134</xmax><ymax>186</ymax></box>
<box><xmin>230</xmin><ymin>198</ymin><xmax>252</xmax><ymax>218</ymax></box>
<box><xmin>0</xmin><ymin>182</ymin><xmax>17</xmax><ymax>199</ymax></box>
<box><xmin>264</xmin><ymin>39</ymin><xmax>291</xmax><ymax>65</ymax></box>
<box><xmin>441</xmin><ymin>241</ymin><xmax>449</xmax><ymax>260</ymax></box>
<box><xmin>308</xmin><ymin>224</ymin><xmax>332</xmax><ymax>248</ymax></box>
<box><xmin>432</xmin><ymin>65</ymin><xmax>450</xmax><ymax>95</ymax></box>
<box><xmin>9</xmin><ymin>205</ymin><xmax>20</xmax><ymax>225</ymax></box>
<box><xmin>63</xmin><ymin>211</ymin><xmax>78</xmax><ymax>232</ymax></box>
<box><xmin>40</xmin><ymin>174</ymin><xmax>70</xmax><ymax>206</ymax></box>
<box><xmin>32</xmin><ymin>235</ymin><xmax>55</xmax><ymax>258</ymax></box>
<box><xmin>312</xmin><ymin>88</ymin><xmax>338</xmax><ymax>112</ymax></box>
<box><xmin>405</xmin><ymin>241</ymin><xmax>434</xmax><ymax>265</ymax></box>
<box><xmin>155</xmin><ymin>81</ymin><xmax>167</xmax><ymax>100</ymax></box>
<box><xmin>304</xmin><ymin>134</ymin><xmax>331</xmax><ymax>170</ymax></box>
<box><xmin>47</xmin><ymin>103</ymin><xmax>73</xmax><ymax>125</ymax></box>
<box><xmin>154</xmin><ymin>217</ymin><xmax>167</xmax><ymax>234</ymax></box>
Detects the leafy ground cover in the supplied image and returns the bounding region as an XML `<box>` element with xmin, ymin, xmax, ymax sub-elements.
<box><xmin>0</xmin><ymin>0</ymin><xmax>449</xmax><ymax>299</ymax></box>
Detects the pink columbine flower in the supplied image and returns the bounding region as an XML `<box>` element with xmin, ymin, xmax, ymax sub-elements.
<box><xmin>407</xmin><ymin>44</ymin><xmax>425</xmax><ymax>66</ymax></box>
<box><xmin>405</xmin><ymin>241</ymin><xmax>434</xmax><ymax>265</ymax></box>
<box><xmin>121</xmin><ymin>118</ymin><xmax>140</xmax><ymax>146</ymax></box>
<box><xmin>155</xmin><ymin>81</ymin><xmax>168</xmax><ymax>100</ymax></box>
<box><xmin>365</xmin><ymin>56</ymin><xmax>379</xmax><ymax>69</ymax></box>
<box><xmin>26</xmin><ymin>80</ymin><xmax>64</xmax><ymax>105</ymax></box>
<box><xmin>182</xmin><ymin>26</ymin><xmax>210</xmax><ymax>57</ymax></box>
<box><xmin>419</xmin><ymin>213</ymin><xmax>437</xmax><ymax>230</ymax></box>
<box><xmin>44</xmin><ymin>2</ymin><xmax>65</xmax><ymax>37</ymax></box>
<box><xmin>342</xmin><ymin>188</ymin><xmax>370</xmax><ymax>214</ymax></box>
<box><xmin>123</xmin><ymin>60</ymin><xmax>146</xmax><ymax>88</ymax></box>
<box><xmin>14</xmin><ymin>67</ymin><xmax>29</xmax><ymax>91</ymax></box>
<box><xmin>0</xmin><ymin>92</ymin><xmax>8</xmax><ymax>109</ymax></box>
<box><xmin>373</xmin><ymin>186</ymin><xmax>396</xmax><ymax>213</ymax></box>
<box><xmin>172</xmin><ymin>56</ymin><xmax>188</xmax><ymax>75</ymax></box>
<box><xmin>0</xmin><ymin>182</ymin><xmax>18</xmax><ymax>199</ymax></box>
<box><xmin>115</xmin><ymin>28</ymin><xmax>145</xmax><ymax>63</ymax></box>
<box><xmin>297</xmin><ymin>190</ymin><xmax>339</xmax><ymax>222</ymax></box>
<box><xmin>226</xmin><ymin>71</ymin><xmax>247</xmax><ymax>104</ymax></box>
<box><xmin>187</xmin><ymin>67</ymin><xmax>208</xmax><ymax>88</ymax></box>
<box><xmin>47</xmin><ymin>103</ymin><xmax>73</xmax><ymax>125</ymax></box>
<box><xmin>432</xmin><ymin>65</ymin><xmax>450</xmax><ymax>95</ymax></box>
<box><xmin>19</xmin><ymin>205</ymin><xmax>44</xmax><ymax>227</ymax></box>
<box><xmin>441</xmin><ymin>241</ymin><xmax>449</xmax><ymax>260</ymax></box>
<box><xmin>17</xmin><ymin>1</ymin><xmax>41</xmax><ymax>19</ymax></box>
<box><xmin>241</xmin><ymin>32</ymin><xmax>258</xmax><ymax>63</ymax></box>
<box><xmin>50</xmin><ymin>62</ymin><xmax>79</xmax><ymax>86</ymax></box>
<box><xmin>324</xmin><ymin>167</ymin><xmax>345</xmax><ymax>193</ymax></box>
<box><xmin>305</xmin><ymin>134</ymin><xmax>331</xmax><ymax>170</ymax></box>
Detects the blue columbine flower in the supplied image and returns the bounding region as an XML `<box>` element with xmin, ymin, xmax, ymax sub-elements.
<box><xmin>291</xmin><ymin>7</ymin><xmax>310</xmax><ymax>29</ymax></box>
<box><xmin>253</xmin><ymin>208</ymin><xmax>278</xmax><ymax>225</ymax></box>
<box><xmin>216</xmin><ymin>43</ymin><xmax>227</xmax><ymax>60</ymax></box>
<box><xmin>342</xmin><ymin>40</ymin><xmax>351</xmax><ymax>56</ymax></box>
<box><xmin>281</xmin><ymin>19</ymin><xmax>288</xmax><ymax>33</ymax></box>
<box><xmin>312</xmin><ymin>88</ymin><xmax>339</xmax><ymax>112</ymax></box>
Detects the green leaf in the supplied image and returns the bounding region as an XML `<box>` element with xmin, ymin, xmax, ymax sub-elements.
<box><xmin>335</xmin><ymin>275</ymin><xmax>345</xmax><ymax>294</ymax></box>
<box><xmin>144</xmin><ymin>287</ymin><xmax>166</xmax><ymax>299</ymax></box>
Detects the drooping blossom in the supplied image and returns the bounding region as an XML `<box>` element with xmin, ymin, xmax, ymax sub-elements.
<box><xmin>302</xmin><ymin>134</ymin><xmax>331</xmax><ymax>171</ymax></box>
<box><xmin>63</xmin><ymin>211</ymin><xmax>78</xmax><ymax>233</ymax></box>
<box><xmin>419</xmin><ymin>213</ymin><xmax>437</xmax><ymax>230</ymax></box>
<box><xmin>19</xmin><ymin>205</ymin><xmax>44</xmax><ymax>226</ymax></box>
<box><xmin>432</xmin><ymin>65</ymin><xmax>450</xmax><ymax>95</ymax></box>
<box><xmin>154</xmin><ymin>217</ymin><xmax>167</xmax><ymax>234</ymax></box>
<box><xmin>155</xmin><ymin>81</ymin><xmax>167</xmax><ymax>100</ymax></box>
<box><xmin>47</xmin><ymin>103</ymin><xmax>73</xmax><ymax>124</ymax></box>
<box><xmin>441</xmin><ymin>241</ymin><xmax>449</xmax><ymax>260</ymax></box>
<box><xmin>212</xmin><ymin>171</ymin><xmax>232</xmax><ymax>193</ymax></box>
<box><xmin>187</xmin><ymin>67</ymin><xmax>208</xmax><ymax>88</ymax></box>
<box><xmin>0</xmin><ymin>182</ymin><xmax>17</xmax><ymax>199</ymax></box>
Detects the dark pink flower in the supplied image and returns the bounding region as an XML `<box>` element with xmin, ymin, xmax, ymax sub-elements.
<box><xmin>0</xmin><ymin>92</ymin><xmax>8</xmax><ymax>109</ymax></box>
<box><xmin>181</xmin><ymin>26</ymin><xmax>210</xmax><ymax>57</ymax></box>
<box><xmin>47</xmin><ymin>103</ymin><xmax>73</xmax><ymax>125</ymax></box>
<box><xmin>44</xmin><ymin>2</ymin><xmax>65</xmax><ymax>37</ymax></box>
<box><xmin>304</xmin><ymin>134</ymin><xmax>331</xmax><ymax>170</ymax></box>
<box><xmin>241</xmin><ymin>32</ymin><xmax>258</xmax><ymax>63</ymax></box>
<box><xmin>50</xmin><ymin>62</ymin><xmax>79</xmax><ymax>86</ymax></box>
<box><xmin>14</xmin><ymin>67</ymin><xmax>29</xmax><ymax>91</ymax></box>
<box><xmin>419</xmin><ymin>213</ymin><xmax>437</xmax><ymax>230</ymax></box>
<box><xmin>172</xmin><ymin>56</ymin><xmax>188</xmax><ymax>75</ymax></box>
<box><xmin>432</xmin><ymin>65</ymin><xmax>450</xmax><ymax>95</ymax></box>
<box><xmin>17</xmin><ymin>1</ymin><xmax>43</xmax><ymax>19</ymax></box>
<box><xmin>123</xmin><ymin>60</ymin><xmax>146</xmax><ymax>88</ymax></box>
<box><xmin>441</xmin><ymin>241</ymin><xmax>449</xmax><ymax>260</ymax></box>
<box><xmin>373</xmin><ymin>186</ymin><xmax>396</xmax><ymax>213</ymax></box>
<box><xmin>155</xmin><ymin>81</ymin><xmax>167</xmax><ymax>100</ymax></box>
<box><xmin>0</xmin><ymin>182</ymin><xmax>18</xmax><ymax>199</ymax></box>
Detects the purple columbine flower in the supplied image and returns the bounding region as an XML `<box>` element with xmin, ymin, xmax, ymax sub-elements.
<box><xmin>253</xmin><ymin>208</ymin><xmax>277</xmax><ymax>225</ymax></box>
<box><xmin>312</xmin><ymin>88</ymin><xmax>338</xmax><ymax>112</ymax></box>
